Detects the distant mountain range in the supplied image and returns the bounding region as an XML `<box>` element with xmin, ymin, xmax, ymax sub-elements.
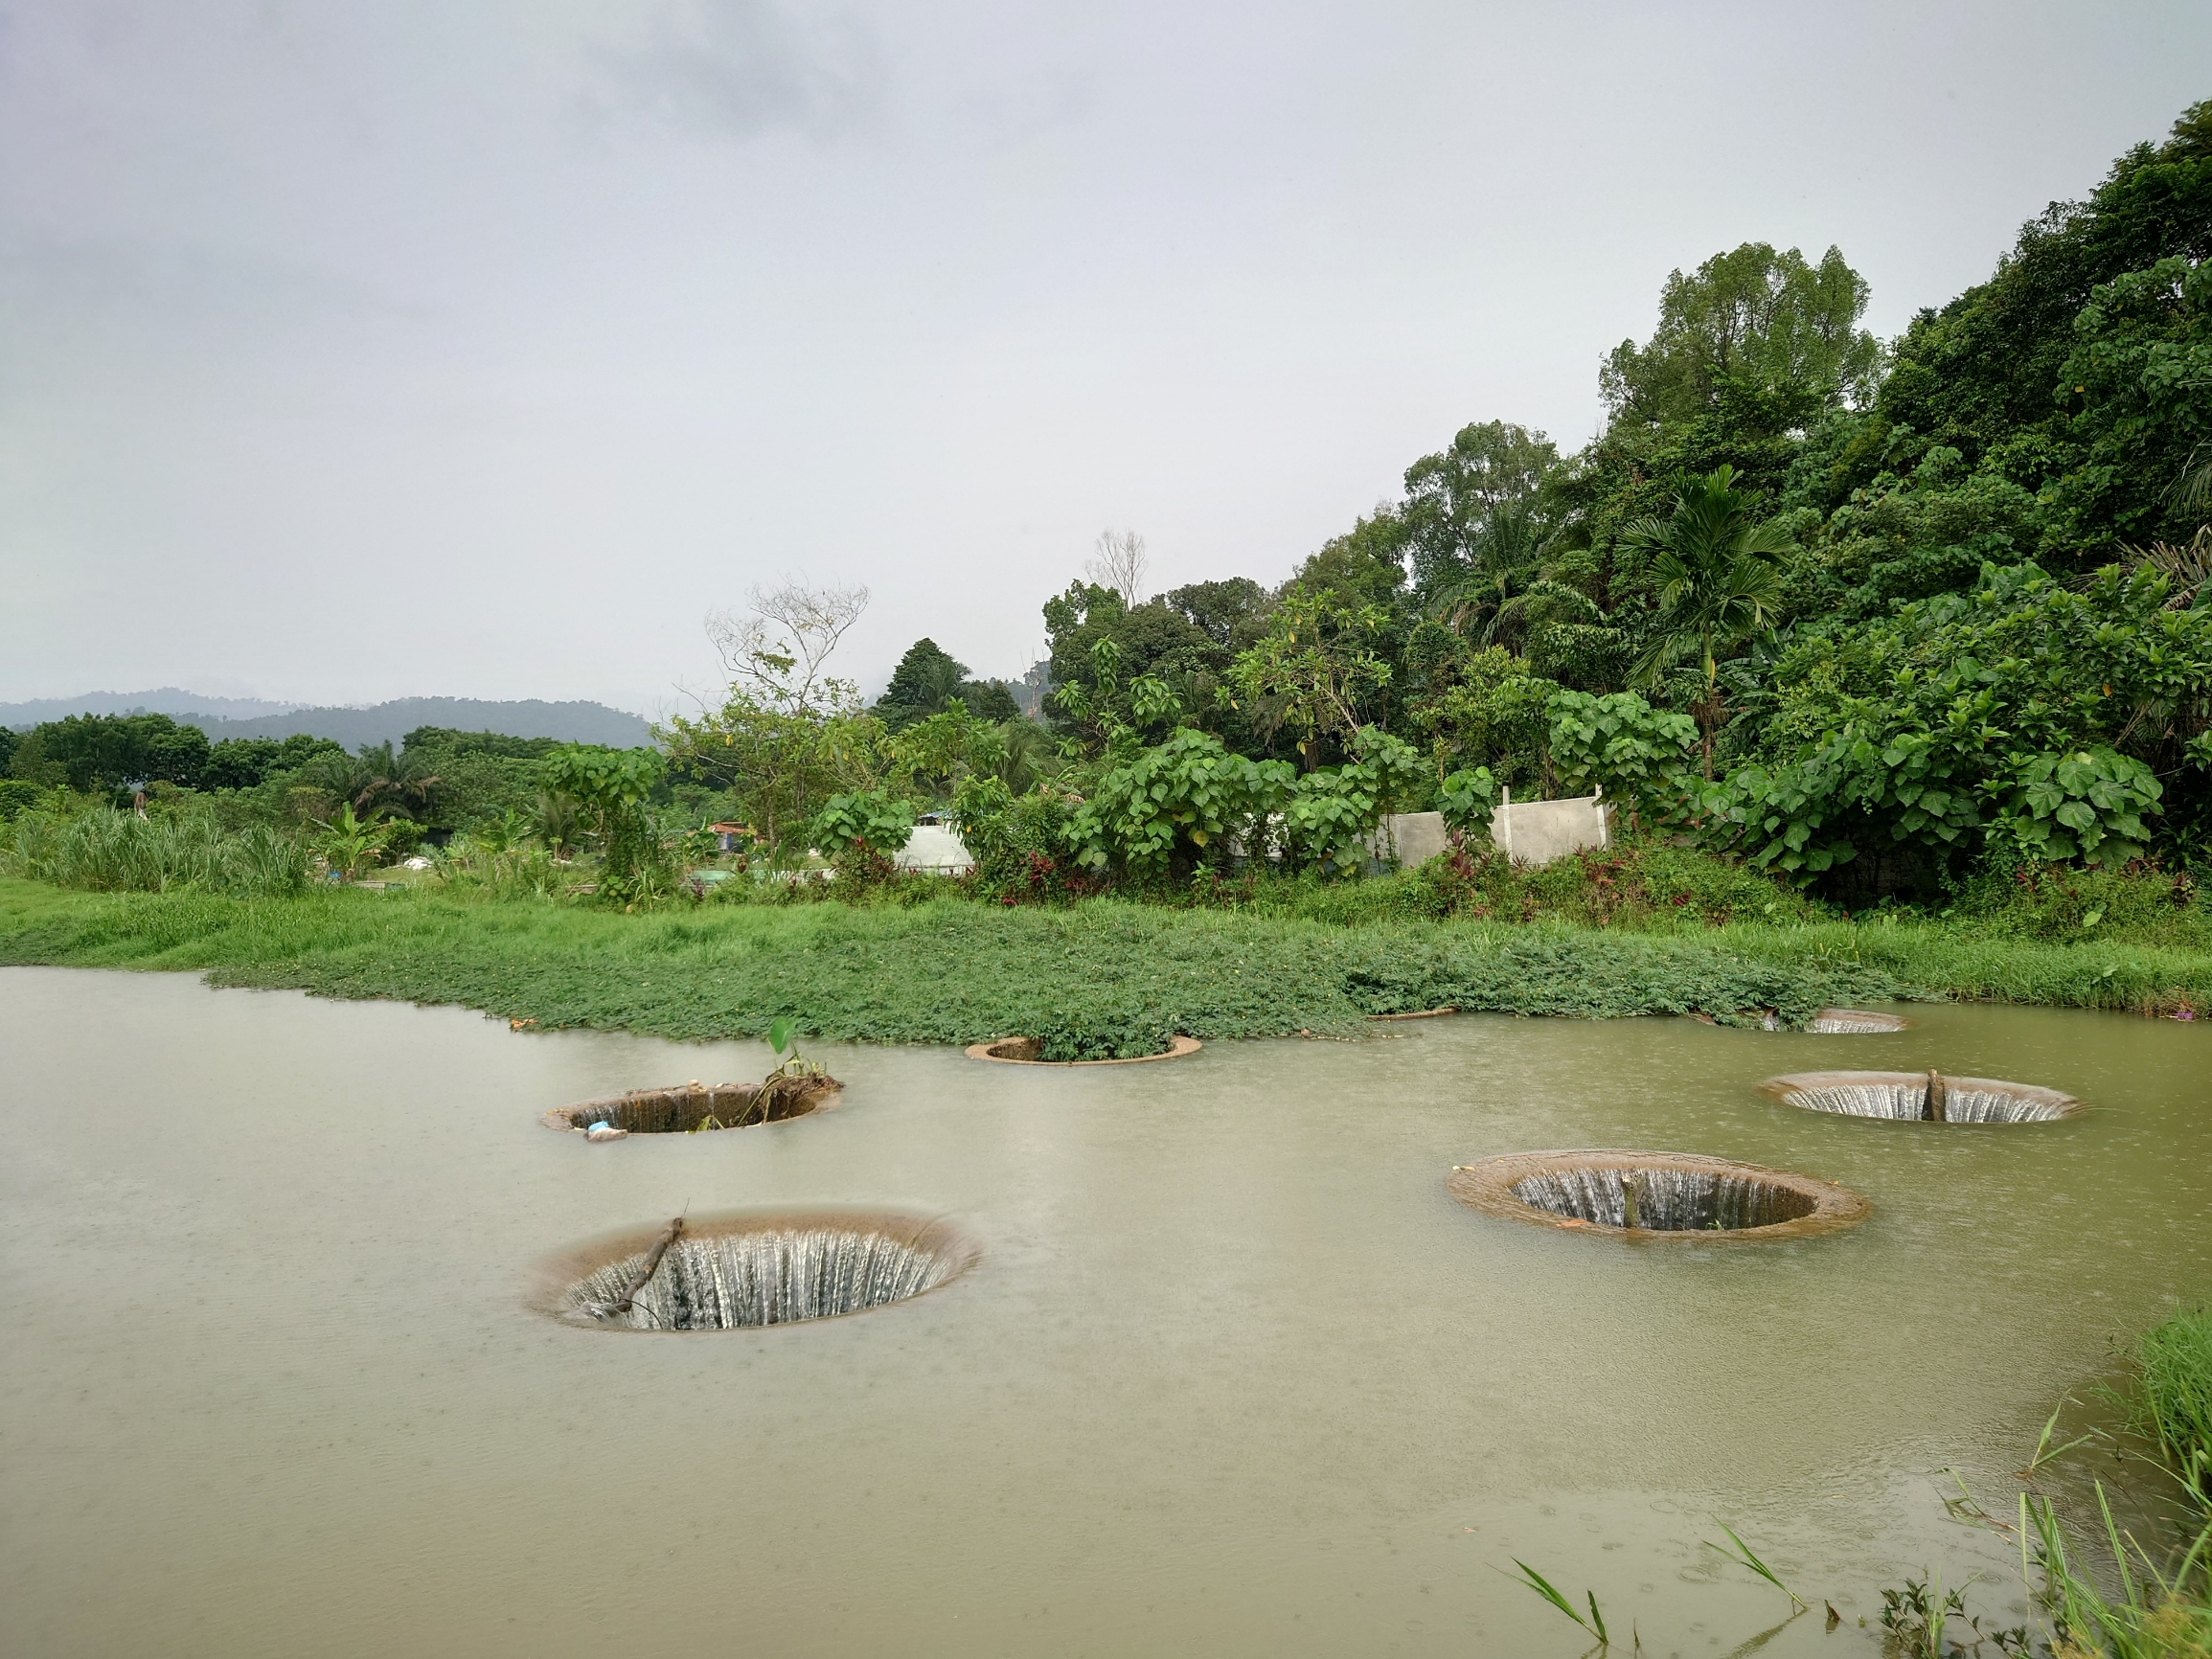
<box><xmin>0</xmin><ymin>687</ymin><xmax>301</xmax><ymax>723</ymax></box>
<box><xmin>3</xmin><ymin>692</ymin><xmax>655</xmax><ymax>750</ymax></box>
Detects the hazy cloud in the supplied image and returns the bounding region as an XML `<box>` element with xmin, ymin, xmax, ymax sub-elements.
<box><xmin>3</xmin><ymin>2</ymin><xmax>2208</xmax><ymax>713</ymax></box>
<box><xmin>582</xmin><ymin>0</ymin><xmax>885</xmax><ymax>143</ymax></box>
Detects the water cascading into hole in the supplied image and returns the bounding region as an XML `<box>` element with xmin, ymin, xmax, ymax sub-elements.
<box><xmin>1805</xmin><ymin>1009</ymin><xmax>1911</xmax><ymax>1034</ymax></box>
<box><xmin>542</xmin><ymin>1212</ymin><xmax>980</xmax><ymax>1330</ymax></box>
<box><xmin>1447</xmin><ymin>1152</ymin><xmax>1869</xmax><ymax>1239</ymax></box>
<box><xmin>1509</xmin><ymin>1167</ymin><xmax>1814</xmax><ymax>1231</ymax></box>
<box><xmin>1760</xmin><ymin>1072</ymin><xmax>2080</xmax><ymax>1124</ymax></box>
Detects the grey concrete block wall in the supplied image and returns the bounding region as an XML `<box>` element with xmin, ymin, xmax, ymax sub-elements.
<box><xmin>1364</xmin><ymin>795</ymin><xmax>1610</xmax><ymax>872</ymax></box>
<box><xmin>1363</xmin><ymin>811</ymin><xmax>1452</xmax><ymax>870</ymax></box>
<box><xmin>1492</xmin><ymin>793</ymin><xmax>1608</xmax><ymax>866</ymax></box>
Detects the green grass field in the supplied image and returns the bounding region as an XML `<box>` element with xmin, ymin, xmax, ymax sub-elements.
<box><xmin>4</xmin><ymin>875</ymin><xmax>2205</xmax><ymax>1050</ymax></box>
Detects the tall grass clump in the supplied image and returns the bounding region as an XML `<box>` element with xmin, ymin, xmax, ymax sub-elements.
<box><xmin>4</xmin><ymin>809</ymin><xmax>308</xmax><ymax>898</ymax></box>
<box><xmin>2132</xmin><ymin>1307</ymin><xmax>2212</xmax><ymax>1504</ymax></box>
<box><xmin>2023</xmin><ymin>1490</ymin><xmax>2210</xmax><ymax>1658</ymax></box>
<box><xmin>430</xmin><ymin>839</ymin><xmax>575</xmax><ymax>902</ymax></box>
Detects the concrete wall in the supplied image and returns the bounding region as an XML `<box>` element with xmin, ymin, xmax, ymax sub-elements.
<box><xmin>1363</xmin><ymin>796</ymin><xmax>1610</xmax><ymax>872</ymax></box>
<box><xmin>1492</xmin><ymin>793</ymin><xmax>1608</xmax><ymax>867</ymax></box>
<box><xmin>1363</xmin><ymin>811</ymin><xmax>1452</xmax><ymax>871</ymax></box>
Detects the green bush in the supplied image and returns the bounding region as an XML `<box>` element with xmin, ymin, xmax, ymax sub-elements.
<box><xmin>0</xmin><ymin>780</ymin><xmax>43</xmax><ymax>821</ymax></box>
<box><xmin>1436</xmin><ymin>765</ymin><xmax>1500</xmax><ymax>837</ymax></box>
<box><xmin>1546</xmin><ymin>690</ymin><xmax>1699</xmax><ymax>823</ymax></box>
<box><xmin>1068</xmin><ymin>723</ymin><xmax>1421</xmax><ymax>880</ymax></box>
<box><xmin>541</xmin><ymin>743</ymin><xmax>668</xmax><ymax>898</ymax></box>
<box><xmin>1027</xmin><ymin>1008</ymin><xmax>1178</xmax><ymax>1061</ymax></box>
<box><xmin>1279</xmin><ymin>727</ymin><xmax>1425</xmax><ymax>875</ymax></box>
<box><xmin>1069</xmin><ymin>726</ymin><xmax>1282</xmax><ymax>876</ymax></box>
<box><xmin>1950</xmin><ymin>858</ymin><xmax>2207</xmax><ymax>947</ymax></box>
<box><xmin>952</xmin><ymin>778</ymin><xmax>1089</xmax><ymax>903</ymax></box>
<box><xmin>1707</xmin><ymin>560</ymin><xmax>2212</xmax><ymax>892</ymax></box>
<box><xmin>809</xmin><ymin>790</ymin><xmax>916</xmax><ymax>857</ymax></box>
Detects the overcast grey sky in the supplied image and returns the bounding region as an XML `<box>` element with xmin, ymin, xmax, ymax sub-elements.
<box><xmin>2</xmin><ymin>2</ymin><xmax>2204</xmax><ymax>716</ymax></box>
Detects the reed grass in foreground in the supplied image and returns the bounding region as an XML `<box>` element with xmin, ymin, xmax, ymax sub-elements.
<box><xmin>2130</xmin><ymin>1308</ymin><xmax>2212</xmax><ymax>1506</ymax></box>
<box><xmin>1504</xmin><ymin>1325</ymin><xmax>2212</xmax><ymax>1658</ymax></box>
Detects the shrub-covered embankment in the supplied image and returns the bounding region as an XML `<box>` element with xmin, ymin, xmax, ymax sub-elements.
<box><xmin>0</xmin><ymin>875</ymin><xmax>1917</xmax><ymax>1049</ymax></box>
<box><xmin>6</xmin><ymin>875</ymin><xmax>2208</xmax><ymax>1050</ymax></box>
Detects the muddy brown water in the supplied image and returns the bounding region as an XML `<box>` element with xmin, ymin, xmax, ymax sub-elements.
<box><xmin>2</xmin><ymin>966</ymin><xmax>2206</xmax><ymax>1658</ymax></box>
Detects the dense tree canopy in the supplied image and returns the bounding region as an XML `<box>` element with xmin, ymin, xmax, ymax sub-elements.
<box><xmin>1601</xmin><ymin>242</ymin><xmax>1882</xmax><ymax>431</ymax></box>
<box><xmin>1012</xmin><ymin>102</ymin><xmax>2212</xmax><ymax>897</ymax></box>
<box><xmin>872</xmin><ymin>639</ymin><xmax>1020</xmax><ymax>730</ymax></box>
<box><xmin>1863</xmin><ymin>102</ymin><xmax>2212</xmax><ymax>556</ymax></box>
<box><xmin>11</xmin><ymin>713</ymin><xmax>212</xmax><ymax>793</ymax></box>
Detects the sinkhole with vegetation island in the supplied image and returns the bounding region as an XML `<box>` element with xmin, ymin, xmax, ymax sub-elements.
<box><xmin>4</xmin><ymin>969</ymin><xmax>2207</xmax><ymax>1659</ymax></box>
<box><xmin>965</xmin><ymin>1033</ymin><xmax>1203</xmax><ymax>1065</ymax></box>
<box><xmin>540</xmin><ymin>1075</ymin><xmax>840</xmax><ymax>1135</ymax></box>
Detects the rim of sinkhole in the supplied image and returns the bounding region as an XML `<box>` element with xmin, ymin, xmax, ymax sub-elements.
<box><xmin>1760</xmin><ymin>1071</ymin><xmax>2082</xmax><ymax>1124</ymax></box>
<box><xmin>1447</xmin><ymin>1150</ymin><xmax>1870</xmax><ymax>1240</ymax></box>
<box><xmin>964</xmin><ymin>1035</ymin><xmax>1203</xmax><ymax>1066</ymax></box>
<box><xmin>535</xmin><ymin>1209</ymin><xmax>981</xmax><ymax>1331</ymax></box>
<box><xmin>540</xmin><ymin>1077</ymin><xmax>840</xmax><ymax>1135</ymax></box>
<box><xmin>1804</xmin><ymin>1008</ymin><xmax>1912</xmax><ymax>1034</ymax></box>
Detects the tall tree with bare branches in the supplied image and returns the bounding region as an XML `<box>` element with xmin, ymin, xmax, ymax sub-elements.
<box><xmin>1086</xmin><ymin>530</ymin><xmax>1149</xmax><ymax>607</ymax></box>
<box><xmin>704</xmin><ymin>580</ymin><xmax>871</xmax><ymax>717</ymax></box>
<box><xmin>665</xmin><ymin>580</ymin><xmax>879</xmax><ymax>858</ymax></box>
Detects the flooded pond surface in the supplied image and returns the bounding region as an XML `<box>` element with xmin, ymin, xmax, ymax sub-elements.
<box><xmin>3</xmin><ymin>966</ymin><xmax>2206</xmax><ymax>1657</ymax></box>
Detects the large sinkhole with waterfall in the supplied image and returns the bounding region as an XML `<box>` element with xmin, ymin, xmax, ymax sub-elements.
<box><xmin>4</xmin><ymin>966</ymin><xmax>2208</xmax><ymax>1659</ymax></box>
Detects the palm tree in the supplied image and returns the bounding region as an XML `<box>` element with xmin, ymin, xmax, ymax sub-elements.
<box><xmin>535</xmin><ymin>789</ymin><xmax>583</xmax><ymax>860</ymax></box>
<box><xmin>995</xmin><ymin>718</ymin><xmax>1051</xmax><ymax>794</ymax></box>
<box><xmin>1425</xmin><ymin>500</ymin><xmax>1552</xmax><ymax>644</ymax></box>
<box><xmin>295</xmin><ymin>743</ymin><xmax>441</xmax><ymax>820</ymax></box>
<box><xmin>2173</xmin><ymin>441</ymin><xmax>2211</xmax><ymax>519</ymax></box>
<box><xmin>351</xmin><ymin>742</ymin><xmax>441</xmax><ymax>819</ymax></box>
<box><xmin>1620</xmin><ymin>465</ymin><xmax>1790</xmax><ymax>778</ymax></box>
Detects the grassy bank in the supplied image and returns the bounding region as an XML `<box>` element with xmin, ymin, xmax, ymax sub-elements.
<box><xmin>4</xmin><ymin>875</ymin><xmax>2206</xmax><ymax>1051</ymax></box>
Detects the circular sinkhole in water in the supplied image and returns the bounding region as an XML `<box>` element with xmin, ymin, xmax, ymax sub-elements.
<box><xmin>536</xmin><ymin>1210</ymin><xmax>980</xmax><ymax>1330</ymax></box>
<box><xmin>539</xmin><ymin>1077</ymin><xmax>840</xmax><ymax>1136</ymax></box>
<box><xmin>1447</xmin><ymin>1150</ymin><xmax>1869</xmax><ymax>1240</ymax></box>
<box><xmin>1760</xmin><ymin>1071</ymin><xmax>2081</xmax><ymax>1124</ymax></box>
<box><xmin>964</xmin><ymin>1034</ymin><xmax>1203</xmax><ymax>1065</ymax></box>
<box><xmin>1805</xmin><ymin>1007</ymin><xmax>1912</xmax><ymax>1034</ymax></box>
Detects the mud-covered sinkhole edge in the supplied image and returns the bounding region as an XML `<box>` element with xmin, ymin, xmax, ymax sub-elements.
<box><xmin>1447</xmin><ymin>1150</ymin><xmax>1870</xmax><ymax>1240</ymax></box>
<box><xmin>540</xmin><ymin>1077</ymin><xmax>840</xmax><ymax>1134</ymax></box>
<box><xmin>1760</xmin><ymin>1072</ymin><xmax>2082</xmax><ymax>1124</ymax></box>
<box><xmin>533</xmin><ymin>1209</ymin><xmax>981</xmax><ymax>1330</ymax></box>
<box><xmin>965</xmin><ymin>1034</ymin><xmax>1203</xmax><ymax>1066</ymax></box>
